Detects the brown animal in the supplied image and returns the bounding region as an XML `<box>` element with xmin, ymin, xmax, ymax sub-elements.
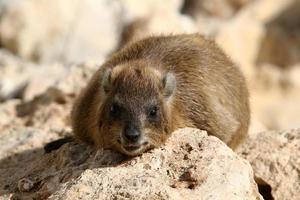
<box><xmin>71</xmin><ymin>34</ymin><xmax>250</xmax><ymax>156</ymax></box>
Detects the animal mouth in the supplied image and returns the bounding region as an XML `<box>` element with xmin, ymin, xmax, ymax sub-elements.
<box><xmin>123</xmin><ymin>144</ymin><xmax>141</xmax><ymax>152</ymax></box>
<box><xmin>121</xmin><ymin>141</ymin><xmax>149</xmax><ymax>154</ymax></box>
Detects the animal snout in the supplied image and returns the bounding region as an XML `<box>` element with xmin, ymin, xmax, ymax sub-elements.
<box><xmin>123</xmin><ymin>127</ymin><xmax>141</xmax><ymax>143</ymax></box>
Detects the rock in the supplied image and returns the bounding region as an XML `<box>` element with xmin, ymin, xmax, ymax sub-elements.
<box><xmin>203</xmin><ymin>0</ymin><xmax>300</xmax><ymax>131</ymax></box>
<box><xmin>287</xmin><ymin>65</ymin><xmax>300</xmax><ymax>89</ymax></box>
<box><xmin>23</xmin><ymin>61</ymin><xmax>98</xmax><ymax>101</ymax></box>
<box><xmin>20</xmin><ymin>63</ymin><xmax>70</xmax><ymax>101</ymax></box>
<box><xmin>120</xmin><ymin>0</ymin><xmax>183</xmax><ymax>20</ymax></box>
<box><xmin>0</xmin><ymin>128</ymin><xmax>262</xmax><ymax>199</ymax></box>
<box><xmin>46</xmin><ymin>61</ymin><xmax>99</xmax><ymax>96</ymax></box>
<box><xmin>181</xmin><ymin>0</ymin><xmax>253</xmax><ymax>19</ymax></box>
<box><xmin>18</xmin><ymin>178</ymin><xmax>35</xmax><ymax>192</ymax></box>
<box><xmin>118</xmin><ymin>0</ymin><xmax>196</xmax><ymax>48</ymax></box>
<box><xmin>0</xmin><ymin>99</ymin><xmax>22</xmax><ymax>132</ymax></box>
<box><xmin>251</xmin><ymin>91</ymin><xmax>300</xmax><ymax>130</ymax></box>
<box><xmin>14</xmin><ymin>62</ymin><xmax>98</xmax><ymax>129</ymax></box>
<box><xmin>0</xmin><ymin>127</ymin><xmax>63</xmax><ymax>199</ymax></box>
<box><xmin>237</xmin><ymin>0</ymin><xmax>294</xmax><ymax>23</ymax></box>
<box><xmin>248</xmin><ymin>117</ymin><xmax>267</xmax><ymax>138</ymax></box>
<box><xmin>250</xmin><ymin>64</ymin><xmax>300</xmax><ymax>130</ymax></box>
<box><xmin>0</xmin><ymin>49</ymin><xmax>67</xmax><ymax>102</ymax></box>
<box><xmin>0</xmin><ymin>50</ymin><xmax>33</xmax><ymax>102</ymax></box>
<box><xmin>205</xmin><ymin>0</ymin><xmax>300</xmax><ymax>80</ymax></box>
<box><xmin>215</xmin><ymin>14</ymin><xmax>265</xmax><ymax>80</ymax></box>
<box><xmin>256</xmin><ymin>0</ymin><xmax>300</xmax><ymax>68</ymax></box>
<box><xmin>15</xmin><ymin>91</ymin><xmax>73</xmax><ymax>130</ymax></box>
<box><xmin>119</xmin><ymin>14</ymin><xmax>196</xmax><ymax>48</ymax></box>
<box><xmin>0</xmin><ymin>48</ymin><xmax>99</xmax><ymax>102</ymax></box>
<box><xmin>0</xmin><ymin>0</ymin><xmax>123</xmax><ymax>63</ymax></box>
<box><xmin>238</xmin><ymin>128</ymin><xmax>300</xmax><ymax>200</ymax></box>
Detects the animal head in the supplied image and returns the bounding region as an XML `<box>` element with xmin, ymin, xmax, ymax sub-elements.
<box><xmin>97</xmin><ymin>60</ymin><xmax>176</xmax><ymax>156</ymax></box>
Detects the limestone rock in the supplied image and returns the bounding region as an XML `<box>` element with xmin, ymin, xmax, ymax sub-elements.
<box><xmin>250</xmin><ymin>64</ymin><xmax>300</xmax><ymax>130</ymax></box>
<box><xmin>215</xmin><ymin>14</ymin><xmax>265</xmax><ymax>80</ymax></box>
<box><xmin>238</xmin><ymin>128</ymin><xmax>300</xmax><ymax>200</ymax></box>
<box><xmin>0</xmin><ymin>0</ymin><xmax>123</xmax><ymax>63</ymax></box>
<box><xmin>0</xmin><ymin>127</ymin><xmax>63</xmax><ymax>198</ymax></box>
<box><xmin>207</xmin><ymin>0</ymin><xmax>300</xmax><ymax>81</ymax></box>
<box><xmin>287</xmin><ymin>65</ymin><xmax>300</xmax><ymax>89</ymax></box>
<box><xmin>23</xmin><ymin>61</ymin><xmax>98</xmax><ymax>101</ymax></box>
<box><xmin>120</xmin><ymin>0</ymin><xmax>183</xmax><ymax>19</ymax></box>
<box><xmin>181</xmin><ymin>0</ymin><xmax>253</xmax><ymax>19</ymax></box>
<box><xmin>0</xmin><ymin>48</ymin><xmax>98</xmax><ymax>104</ymax></box>
<box><xmin>256</xmin><ymin>0</ymin><xmax>300</xmax><ymax>68</ymax></box>
<box><xmin>119</xmin><ymin>14</ymin><xmax>196</xmax><ymax>48</ymax></box>
<box><xmin>0</xmin><ymin>128</ymin><xmax>262</xmax><ymax>199</ymax></box>
<box><xmin>251</xmin><ymin>90</ymin><xmax>300</xmax><ymax>130</ymax></box>
<box><xmin>0</xmin><ymin>50</ymin><xmax>33</xmax><ymax>102</ymax></box>
<box><xmin>118</xmin><ymin>0</ymin><xmax>196</xmax><ymax>48</ymax></box>
<box><xmin>0</xmin><ymin>49</ymin><xmax>67</xmax><ymax>102</ymax></box>
<box><xmin>0</xmin><ymin>99</ymin><xmax>22</xmax><ymax>132</ymax></box>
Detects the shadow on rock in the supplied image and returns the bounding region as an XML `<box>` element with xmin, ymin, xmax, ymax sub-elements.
<box><xmin>0</xmin><ymin>128</ymin><xmax>264</xmax><ymax>199</ymax></box>
<box><xmin>0</xmin><ymin>141</ymin><xmax>126</xmax><ymax>199</ymax></box>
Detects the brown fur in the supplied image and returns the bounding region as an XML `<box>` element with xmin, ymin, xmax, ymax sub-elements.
<box><xmin>71</xmin><ymin>34</ymin><xmax>250</xmax><ymax>156</ymax></box>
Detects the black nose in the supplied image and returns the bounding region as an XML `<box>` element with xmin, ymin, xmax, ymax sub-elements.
<box><xmin>123</xmin><ymin>127</ymin><xmax>141</xmax><ymax>143</ymax></box>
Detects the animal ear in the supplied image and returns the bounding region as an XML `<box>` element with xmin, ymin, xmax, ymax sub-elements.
<box><xmin>163</xmin><ymin>72</ymin><xmax>176</xmax><ymax>99</ymax></box>
<box><xmin>102</xmin><ymin>68</ymin><xmax>112</xmax><ymax>94</ymax></box>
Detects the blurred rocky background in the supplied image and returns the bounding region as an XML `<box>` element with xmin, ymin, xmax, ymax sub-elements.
<box><xmin>0</xmin><ymin>0</ymin><xmax>299</xmax><ymax>199</ymax></box>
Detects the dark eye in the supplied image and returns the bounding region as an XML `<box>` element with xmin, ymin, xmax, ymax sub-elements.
<box><xmin>110</xmin><ymin>103</ymin><xmax>121</xmax><ymax>117</ymax></box>
<box><xmin>148</xmin><ymin>106</ymin><xmax>159</xmax><ymax>119</ymax></box>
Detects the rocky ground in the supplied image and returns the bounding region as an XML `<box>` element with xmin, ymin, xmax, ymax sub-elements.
<box><xmin>0</xmin><ymin>0</ymin><xmax>299</xmax><ymax>199</ymax></box>
<box><xmin>238</xmin><ymin>128</ymin><xmax>300</xmax><ymax>200</ymax></box>
<box><xmin>0</xmin><ymin>128</ymin><xmax>263</xmax><ymax>200</ymax></box>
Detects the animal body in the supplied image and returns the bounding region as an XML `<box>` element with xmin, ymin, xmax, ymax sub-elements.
<box><xmin>70</xmin><ymin>34</ymin><xmax>250</xmax><ymax>156</ymax></box>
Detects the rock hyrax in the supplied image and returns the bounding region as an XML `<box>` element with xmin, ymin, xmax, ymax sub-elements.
<box><xmin>71</xmin><ymin>34</ymin><xmax>250</xmax><ymax>156</ymax></box>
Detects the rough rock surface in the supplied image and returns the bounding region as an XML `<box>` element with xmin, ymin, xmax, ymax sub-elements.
<box><xmin>211</xmin><ymin>0</ymin><xmax>300</xmax><ymax>130</ymax></box>
<box><xmin>0</xmin><ymin>0</ymin><xmax>299</xmax><ymax>132</ymax></box>
<box><xmin>0</xmin><ymin>128</ymin><xmax>262</xmax><ymax>200</ymax></box>
<box><xmin>181</xmin><ymin>0</ymin><xmax>253</xmax><ymax>19</ymax></box>
<box><xmin>0</xmin><ymin>0</ymin><xmax>122</xmax><ymax>63</ymax></box>
<box><xmin>0</xmin><ymin>0</ymin><xmax>300</xmax><ymax>199</ymax></box>
<box><xmin>238</xmin><ymin>128</ymin><xmax>300</xmax><ymax>200</ymax></box>
<box><xmin>0</xmin><ymin>50</ymin><xmax>35</xmax><ymax>101</ymax></box>
<box><xmin>0</xmin><ymin>49</ymin><xmax>99</xmax><ymax>102</ymax></box>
